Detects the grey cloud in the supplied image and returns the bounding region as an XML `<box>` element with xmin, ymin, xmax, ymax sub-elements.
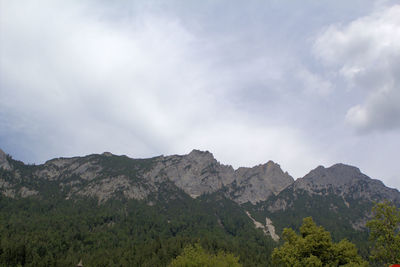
<box><xmin>1</xmin><ymin>0</ymin><xmax>400</xmax><ymax>190</ymax></box>
<box><xmin>0</xmin><ymin>0</ymin><xmax>324</xmax><ymax>174</ymax></box>
<box><xmin>314</xmin><ymin>4</ymin><xmax>400</xmax><ymax>133</ymax></box>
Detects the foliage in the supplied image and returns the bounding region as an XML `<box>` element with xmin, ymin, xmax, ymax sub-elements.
<box><xmin>0</xmin><ymin>194</ymin><xmax>275</xmax><ymax>266</ymax></box>
<box><xmin>366</xmin><ymin>201</ymin><xmax>400</xmax><ymax>266</ymax></box>
<box><xmin>168</xmin><ymin>243</ymin><xmax>241</xmax><ymax>267</ymax></box>
<box><xmin>272</xmin><ymin>217</ymin><xmax>368</xmax><ymax>267</ymax></box>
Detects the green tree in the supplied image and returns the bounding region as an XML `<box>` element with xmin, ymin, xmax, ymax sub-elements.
<box><xmin>272</xmin><ymin>217</ymin><xmax>368</xmax><ymax>267</ymax></box>
<box><xmin>366</xmin><ymin>201</ymin><xmax>400</xmax><ymax>266</ymax></box>
<box><xmin>168</xmin><ymin>243</ymin><xmax>242</xmax><ymax>267</ymax></box>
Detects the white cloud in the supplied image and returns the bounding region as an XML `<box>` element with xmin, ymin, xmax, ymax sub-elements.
<box><xmin>0</xmin><ymin>1</ymin><xmax>213</xmax><ymax>156</ymax></box>
<box><xmin>314</xmin><ymin>4</ymin><xmax>400</xmax><ymax>133</ymax></box>
<box><xmin>0</xmin><ymin>0</ymin><xmax>325</xmax><ymax>180</ymax></box>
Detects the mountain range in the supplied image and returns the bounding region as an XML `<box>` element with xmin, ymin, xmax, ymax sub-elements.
<box><xmin>0</xmin><ymin>148</ymin><xmax>399</xmax><ymax>266</ymax></box>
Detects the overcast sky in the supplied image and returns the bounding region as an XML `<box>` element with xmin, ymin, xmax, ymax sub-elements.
<box><xmin>1</xmin><ymin>0</ymin><xmax>399</xmax><ymax>189</ymax></box>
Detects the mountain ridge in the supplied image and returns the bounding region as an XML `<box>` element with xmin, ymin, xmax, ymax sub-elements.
<box><xmin>1</xmin><ymin>147</ymin><xmax>400</xmax><ymax>265</ymax></box>
<box><xmin>1</xmin><ymin>148</ymin><xmax>398</xmax><ymax>205</ymax></box>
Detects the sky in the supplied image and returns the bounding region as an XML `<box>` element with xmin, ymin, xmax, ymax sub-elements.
<box><xmin>1</xmin><ymin>0</ymin><xmax>399</xmax><ymax>189</ymax></box>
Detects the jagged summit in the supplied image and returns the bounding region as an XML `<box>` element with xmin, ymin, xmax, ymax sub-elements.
<box><xmin>185</xmin><ymin>149</ymin><xmax>219</xmax><ymax>165</ymax></box>
<box><xmin>188</xmin><ymin>149</ymin><xmax>214</xmax><ymax>158</ymax></box>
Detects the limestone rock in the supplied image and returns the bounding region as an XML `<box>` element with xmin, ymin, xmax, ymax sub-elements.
<box><xmin>0</xmin><ymin>149</ymin><xmax>11</xmax><ymax>170</ymax></box>
<box><xmin>148</xmin><ymin>150</ymin><xmax>235</xmax><ymax>198</ymax></box>
<box><xmin>230</xmin><ymin>161</ymin><xmax>294</xmax><ymax>204</ymax></box>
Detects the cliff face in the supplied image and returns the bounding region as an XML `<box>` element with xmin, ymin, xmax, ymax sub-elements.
<box><xmin>146</xmin><ymin>150</ymin><xmax>236</xmax><ymax>198</ymax></box>
<box><xmin>229</xmin><ymin>161</ymin><xmax>294</xmax><ymax>204</ymax></box>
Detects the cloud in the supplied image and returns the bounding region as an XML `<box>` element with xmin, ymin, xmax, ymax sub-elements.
<box><xmin>4</xmin><ymin>0</ymin><xmax>398</xmax><ymax>190</ymax></box>
<box><xmin>314</xmin><ymin>4</ymin><xmax>400</xmax><ymax>133</ymax></box>
<box><xmin>295</xmin><ymin>67</ymin><xmax>333</xmax><ymax>96</ymax></box>
<box><xmin>0</xmin><ymin>0</ymin><xmax>326</xmax><ymax>179</ymax></box>
<box><xmin>0</xmin><ymin>1</ymin><xmax>214</xmax><ymax>156</ymax></box>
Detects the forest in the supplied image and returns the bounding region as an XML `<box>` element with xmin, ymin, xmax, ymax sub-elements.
<box><xmin>1</xmin><ymin>193</ymin><xmax>399</xmax><ymax>266</ymax></box>
<box><xmin>0</xmin><ymin>194</ymin><xmax>276</xmax><ymax>266</ymax></box>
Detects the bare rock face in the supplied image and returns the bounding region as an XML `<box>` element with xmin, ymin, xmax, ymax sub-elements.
<box><xmin>245</xmin><ymin>211</ymin><xmax>280</xmax><ymax>241</ymax></box>
<box><xmin>146</xmin><ymin>151</ymin><xmax>294</xmax><ymax>203</ymax></box>
<box><xmin>230</xmin><ymin>161</ymin><xmax>294</xmax><ymax>204</ymax></box>
<box><xmin>294</xmin><ymin>163</ymin><xmax>400</xmax><ymax>203</ymax></box>
<box><xmin>148</xmin><ymin>150</ymin><xmax>235</xmax><ymax>198</ymax></box>
<box><xmin>37</xmin><ymin>157</ymin><xmax>103</xmax><ymax>182</ymax></box>
<box><xmin>75</xmin><ymin>175</ymin><xmax>150</xmax><ymax>203</ymax></box>
<box><xmin>0</xmin><ymin>149</ymin><xmax>12</xmax><ymax>171</ymax></box>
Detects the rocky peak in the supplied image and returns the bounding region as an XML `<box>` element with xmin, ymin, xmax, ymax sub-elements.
<box><xmin>147</xmin><ymin>150</ymin><xmax>235</xmax><ymax>198</ymax></box>
<box><xmin>293</xmin><ymin>163</ymin><xmax>400</xmax><ymax>203</ymax></box>
<box><xmin>300</xmin><ymin>163</ymin><xmax>367</xmax><ymax>186</ymax></box>
<box><xmin>0</xmin><ymin>149</ymin><xmax>12</xmax><ymax>171</ymax></box>
<box><xmin>186</xmin><ymin>149</ymin><xmax>216</xmax><ymax>163</ymax></box>
<box><xmin>257</xmin><ymin>161</ymin><xmax>291</xmax><ymax>179</ymax></box>
<box><xmin>230</xmin><ymin>161</ymin><xmax>294</xmax><ymax>204</ymax></box>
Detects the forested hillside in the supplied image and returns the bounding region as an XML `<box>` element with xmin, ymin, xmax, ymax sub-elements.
<box><xmin>1</xmin><ymin>149</ymin><xmax>399</xmax><ymax>266</ymax></box>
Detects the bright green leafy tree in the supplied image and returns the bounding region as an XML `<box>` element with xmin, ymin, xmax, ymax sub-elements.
<box><xmin>366</xmin><ymin>201</ymin><xmax>400</xmax><ymax>266</ymax></box>
<box><xmin>272</xmin><ymin>217</ymin><xmax>368</xmax><ymax>267</ymax></box>
<box><xmin>168</xmin><ymin>243</ymin><xmax>242</xmax><ymax>267</ymax></box>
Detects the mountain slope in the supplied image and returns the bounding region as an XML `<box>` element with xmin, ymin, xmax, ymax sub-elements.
<box><xmin>1</xmin><ymin>148</ymin><xmax>399</xmax><ymax>265</ymax></box>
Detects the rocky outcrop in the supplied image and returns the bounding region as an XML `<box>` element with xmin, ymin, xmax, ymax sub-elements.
<box><xmin>230</xmin><ymin>161</ymin><xmax>294</xmax><ymax>204</ymax></box>
<box><xmin>148</xmin><ymin>150</ymin><xmax>235</xmax><ymax>198</ymax></box>
<box><xmin>75</xmin><ymin>175</ymin><xmax>150</xmax><ymax>203</ymax></box>
<box><xmin>245</xmin><ymin>211</ymin><xmax>280</xmax><ymax>241</ymax></box>
<box><xmin>144</xmin><ymin>150</ymin><xmax>293</xmax><ymax>203</ymax></box>
<box><xmin>36</xmin><ymin>156</ymin><xmax>103</xmax><ymax>181</ymax></box>
<box><xmin>0</xmin><ymin>149</ymin><xmax>11</xmax><ymax>171</ymax></box>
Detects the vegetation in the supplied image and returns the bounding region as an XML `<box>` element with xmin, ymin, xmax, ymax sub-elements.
<box><xmin>271</xmin><ymin>217</ymin><xmax>368</xmax><ymax>266</ymax></box>
<box><xmin>168</xmin><ymin>243</ymin><xmax>241</xmax><ymax>267</ymax></box>
<box><xmin>367</xmin><ymin>201</ymin><xmax>400</xmax><ymax>266</ymax></box>
<box><xmin>0</xmin><ymin>194</ymin><xmax>275</xmax><ymax>266</ymax></box>
<box><xmin>2</xmin><ymin>194</ymin><xmax>399</xmax><ymax>266</ymax></box>
<box><xmin>249</xmin><ymin>189</ymin><xmax>372</xmax><ymax>257</ymax></box>
<box><xmin>1</xmin><ymin>154</ymin><xmax>399</xmax><ymax>266</ymax></box>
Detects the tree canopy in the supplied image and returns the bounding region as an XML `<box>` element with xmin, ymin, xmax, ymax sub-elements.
<box><xmin>366</xmin><ymin>201</ymin><xmax>400</xmax><ymax>266</ymax></box>
<box><xmin>272</xmin><ymin>217</ymin><xmax>368</xmax><ymax>267</ymax></box>
<box><xmin>168</xmin><ymin>243</ymin><xmax>242</xmax><ymax>267</ymax></box>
